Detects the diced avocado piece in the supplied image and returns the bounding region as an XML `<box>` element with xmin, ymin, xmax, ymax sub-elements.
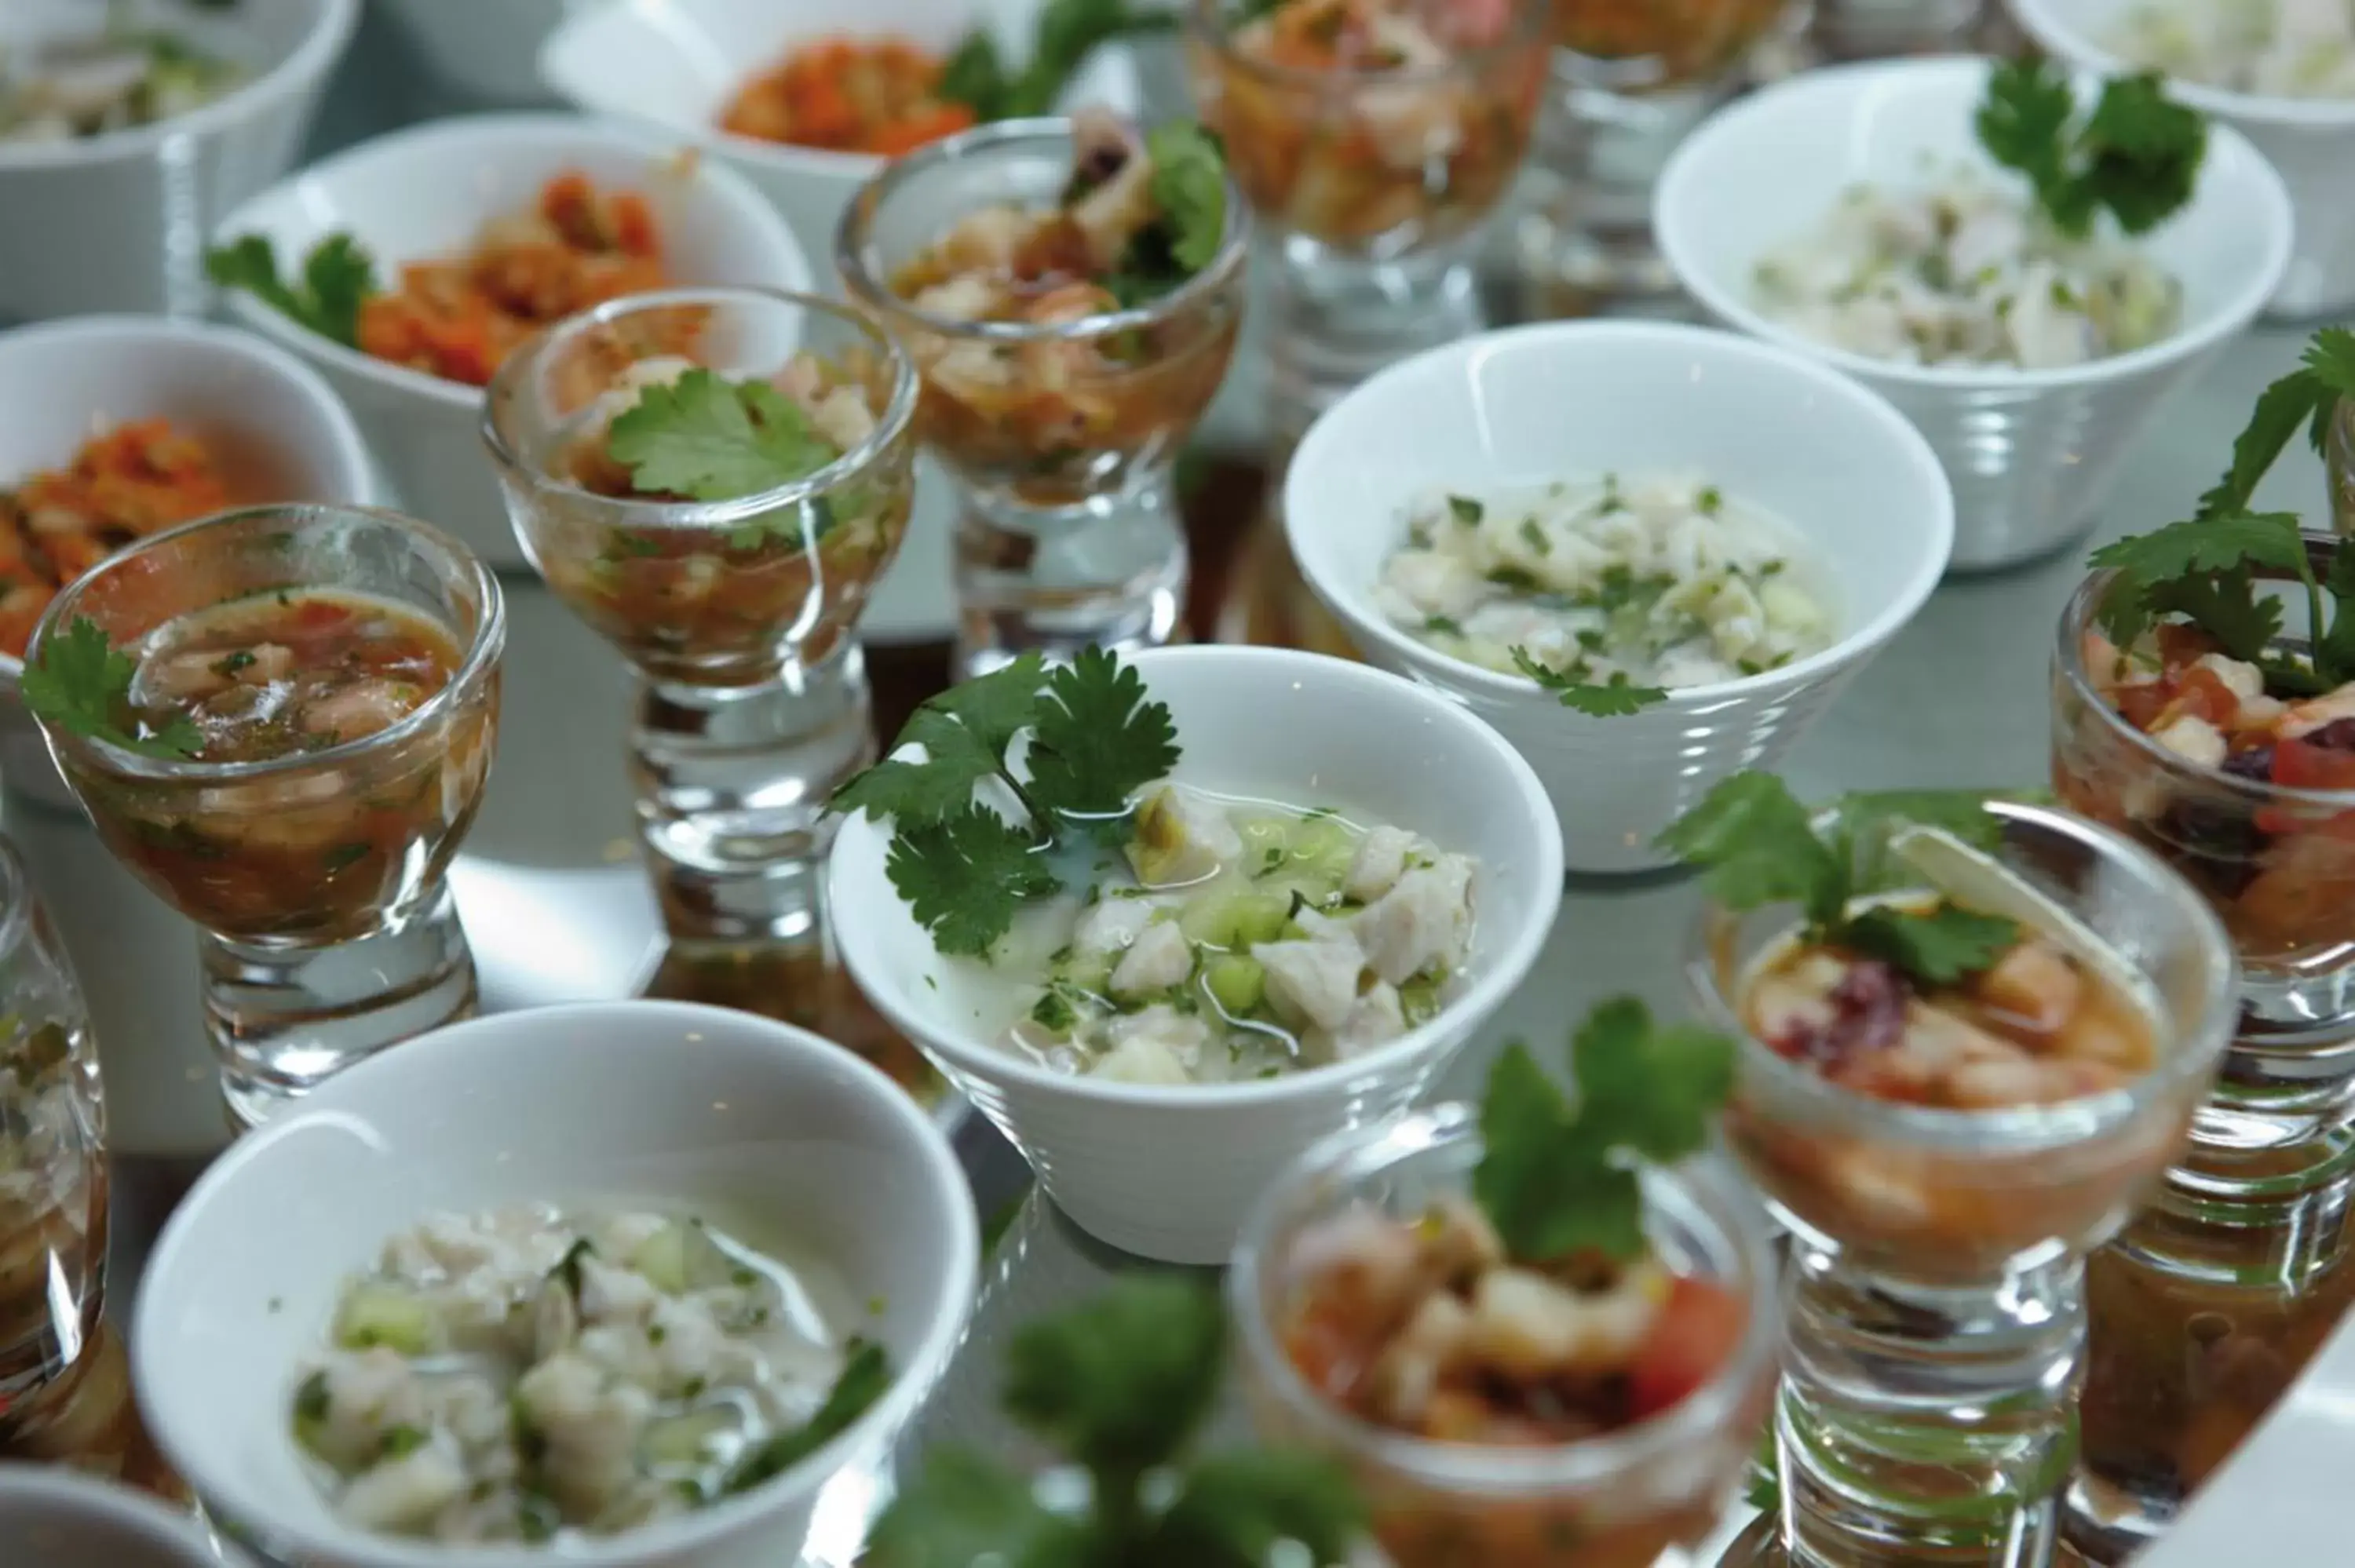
<box><xmin>1203</xmin><ymin>955</ymin><xmax>1265</xmax><ymax>1016</ymax></box>
<box><xmin>332</xmin><ymin>1284</ymin><xmax>440</xmax><ymax>1355</ymax></box>
<box><xmin>641</xmin><ymin>1406</ymin><xmax>739</xmax><ymax>1468</ymax></box>
<box><xmin>1177</xmin><ymin>888</ymin><xmax>1291</xmax><ymax>950</ymax></box>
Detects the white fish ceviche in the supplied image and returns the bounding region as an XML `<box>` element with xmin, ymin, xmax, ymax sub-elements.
<box><xmin>0</xmin><ymin>26</ymin><xmax>241</xmax><ymax>143</ymax></box>
<box><xmin>290</xmin><ymin>1205</ymin><xmax>889</xmax><ymax>1544</ymax></box>
<box><xmin>2111</xmin><ymin>0</ymin><xmax>2355</xmax><ymax>98</ymax></box>
<box><xmin>1377</xmin><ymin>476</ymin><xmax>1834</xmax><ymax>696</ymax></box>
<box><xmin>1753</xmin><ymin>174</ymin><xmax>2183</xmax><ymax>370</ymax></box>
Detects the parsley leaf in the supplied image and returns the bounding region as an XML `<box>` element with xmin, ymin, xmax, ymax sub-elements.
<box><xmin>1509</xmin><ymin>647</ymin><xmax>1669</xmax><ymax>716</ymax></box>
<box><xmin>20</xmin><ymin>618</ymin><xmax>203</xmax><ymax>760</ymax></box>
<box><xmin>884</xmin><ymin>805</ymin><xmax>1062</xmax><ymax>957</ymax></box>
<box><xmin>1842</xmin><ymin>904</ymin><xmax>2022</xmax><ymax>986</ymax></box>
<box><xmin>205</xmin><ymin>233</ymin><xmax>378</xmax><ymax>348</ymax></box>
<box><xmin>1028</xmin><ymin>647</ymin><xmax>1182</xmax><ymax>824</ymax></box>
<box><xmin>1146</xmin><ymin>122</ymin><xmax>1228</xmax><ymax>274</ymax></box>
<box><xmin>1004</xmin><ymin>1275</ymin><xmax>1224</xmax><ymax>1476</ymax></box>
<box><xmin>2088</xmin><ymin>512</ymin><xmax>2331</xmax><ymax>680</ymax></box>
<box><xmin>833</xmin><ymin>708</ymin><xmax>1007</xmax><ymax>830</ymax></box>
<box><xmin>603</xmin><ymin>370</ymin><xmax>840</xmax><ymax>503</ymax></box>
<box><xmin>940</xmin><ymin>0</ymin><xmax>1181</xmax><ymax>121</ymax></box>
<box><xmin>722</xmin><ymin>1338</ymin><xmax>893</xmax><ymax>1495</ymax></box>
<box><xmin>1976</xmin><ymin>59</ymin><xmax>2206</xmax><ymax>240</ymax></box>
<box><xmin>1655</xmin><ymin>771</ymin><xmax>1844</xmax><ymax>928</ymax></box>
<box><xmin>1473</xmin><ymin>1000</ymin><xmax>1736</xmax><ymax>1265</ymax></box>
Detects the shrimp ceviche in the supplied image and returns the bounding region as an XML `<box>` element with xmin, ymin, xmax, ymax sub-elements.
<box><xmin>0</xmin><ymin>23</ymin><xmax>238</xmax><ymax>142</ymax></box>
<box><xmin>0</xmin><ymin>421</ymin><xmax>233</xmax><ymax>657</ymax></box>
<box><xmin>292</xmin><ymin>1205</ymin><xmax>887</xmax><ymax>1544</ymax></box>
<box><xmin>2111</xmin><ymin>0</ymin><xmax>2355</xmax><ymax>98</ymax></box>
<box><xmin>721</xmin><ymin>36</ymin><xmax>975</xmax><ymax>155</ymax></box>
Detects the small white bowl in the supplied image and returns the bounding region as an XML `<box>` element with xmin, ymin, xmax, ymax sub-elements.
<box><xmin>132</xmin><ymin>999</ymin><xmax>977</xmax><ymax>1568</ymax></box>
<box><xmin>1654</xmin><ymin>55</ymin><xmax>2292</xmax><ymax>572</ymax></box>
<box><xmin>0</xmin><ymin>0</ymin><xmax>357</xmax><ymax>323</ymax></box>
<box><xmin>210</xmin><ymin>111</ymin><xmax>811</xmax><ymax>569</ymax></box>
<box><xmin>376</xmin><ymin>0</ymin><xmax>568</xmax><ymax>106</ymax></box>
<box><xmin>539</xmin><ymin>0</ymin><xmax>1145</xmax><ymax>274</ymax></box>
<box><xmin>0</xmin><ymin>1465</ymin><xmax>249</xmax><ymax>1568</ymax></box>
<box><xmin>1284</xmin><ymin>319</ymin><xmax>1953</xmax><ymax>875</ymax></box>
<box><xmin>0</xmin><ymin>314</ymin><xmax>374</xmax><ymax>811</ymax></box>
<box><xmin>828</xmin><ymin>644</ymin><xmax>1565</xmax><ymax>1266</ymax></box>
<box><xmin>2007</xmin><ymin>0</ymin><xmax>2355</xmax><ymax>320</ymax></box>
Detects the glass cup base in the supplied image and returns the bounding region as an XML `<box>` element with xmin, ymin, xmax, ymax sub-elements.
<box><xmin>1807</xmin><ymin>0</ymin><xmax>1989</xmax><ymax>58</ymax></box>
<box><xmin>1268</xmin><ymin>243</ymin><xmax>1484</xmax><ymax>443</ymax></box>
<box><xmin>204</xmin><ymin>881</ymin><xmax>479</xmax><ymax>1127</ymax></box>
<box><xmin>952</xmin><ymin>480</ymin><xmax>1189</xmax><ymax>679</ymax></box>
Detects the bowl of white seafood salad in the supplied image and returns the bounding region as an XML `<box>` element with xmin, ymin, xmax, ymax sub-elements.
<box><xmin>826</xmin><ymin>644</ymin><xmax>1564</xmax><ymax>1266</ymax></box>
<box><xmin>1655</xmin><ymin>55</ymin><xmax>2291</xmax><ymax>570</ymax></box>
<box><xmin>2010</xmin><ymin>0</ymin><xmax>2355</xmax><ymax>318</ymax></box>
<box><xmin>1284</xmin><ymin>318</ymin><xmax>1952</xmax><ymax>874</ymax></box>
<box><xmin>130</xmin><ymin>999</ymin><xmax>977</xmax><ymax>1568</ymax></box>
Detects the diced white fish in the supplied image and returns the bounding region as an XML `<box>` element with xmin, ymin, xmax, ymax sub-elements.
<box><xmin>1109</xmin><ymin>919</ymin><xmax>1192</xmax><ymax>997</ymax></box>
<box><xmin>1344</xmin><ymin>825</ymin><xmax>1418</xmax><ymax>903</ymax></box>
<box><xmin>338</xmin><ymin>1442</ymin><xmax>469</xmax><ymax>1533</ymax></box>
<box><xmin>1073</xmin><ymin>897</ymin><xmax>1153</xmax><ymax>955</ymax></box>
<box><xmin>1253</xmin><ymin>935</ymin><xmax>1367</xmax><ymax>1034</ymax></box>
<box><xmin>1352</xmin><ymin>855</ymin><xmax>1474</xmax><ymax>986</ymax></box>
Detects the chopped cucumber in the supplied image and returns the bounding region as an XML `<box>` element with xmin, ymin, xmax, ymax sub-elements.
<box><xmin>1399</xmin><ymin>975</ymin><xmax>1444</xmax><ymax>1027</ymax></box>
<box><xmin>1177</xmin><ymin>888</ymin><xmax>1291</xmax><ymax>950</ymax></box>
<box><xmin>1203</xmin><ymin>955</ymin><xmax>1265</xmax><ymax>1016</ymax></box>
<box><xmin>332</xmin><ymin>1285</ymin><xmax>440</xmax><ymax>1355</ymax></box>
<box><xmin>1285</xmin><ymin>818</ymin><xmax>1360</xmax><ymax>884</ymax></box>
<box><xmin>631</xmin><ymin>1221</ymin><xmax>732</xmax><ymax>1295</ymax></box>
<box><xmin>642</xmin><ymin>1406</ymin><xmax>739</xmax><ymax>1468</ymax></box>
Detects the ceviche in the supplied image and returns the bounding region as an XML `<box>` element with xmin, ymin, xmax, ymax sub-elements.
<box><xmin>2112</xmin><ymin>0</ymin><xmax>2355</xmax><ymax>98</ymax></box>
<box><xmin>1754</xmin><ymin>60</ymin><xmax>2204</xmax><ymax>371</ymax></box>
<box><xmin>1552</xmin><ymin>0</ymin><xmax>1784</xmax><ymax>82</ymax></box>
<box><xmin>1266</xmin><ymin>1000</ymin><xmax>1765</xmax><ymax>1564</ymax></box>
<box><xmin>292</xmin><ymin>1205</ymin><xmax>888</xmax><ymax>1544</ymax></box>
<box><xmin>721</xmin><ymin>36</ymin><xmax>975</xmax><ymax>155</ymax></box>
<box><xmin>209</xmin><ymin>173</ymin><xmax>680</xmax><ymax>387</ymax></box>
<box><xmin>1377</xmin><ymin>476</ymin><xmax>1833</xmax><ymax>711</ymax></box>
<box><xmin>0</xmin><ymin>24</ymin><xmax>238</xmax><ymax>142</ymax></box>
<box><xmin>1188</xmin><ymin>0</ymin><xmax>1542</xmax><ymax>251</ymax></box>
<box><xmin>870</xmin><ymin>111</ymin><xmax>1240</xmax><ymax>504</ymax></box>
<box><xmin>835</xmin><ymin>649</ymin><xmax>1481</xmax><ymax>1086</ymax></box>
<box><xmin>0</xmin><ymin>421</ymin><xmax>234</xmax><ymax>658</ymax></box>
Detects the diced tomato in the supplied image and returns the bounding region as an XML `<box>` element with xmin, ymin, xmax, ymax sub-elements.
<box><xmin>1281</xmin><ymin>1304</ymin><xmax>1378</xmax><ymax>1405</ymax></box>
<box><xmin>2115</xmin><ymin>680</ymin><xmax>2177</xmax><ymax>732</ymax></box>
<box><xmin>2272</xmin><ymin>735</ymin><xmax>2355</xmax><ymax>792</ymax></box>
<box><xmin>2167</xmin><ymin>667</ymin><xmax>2241</xmax><ymax>729</ymax></box>
<box><xmin>2156</xmin><ymin>622</ymin><xmax>2222</xmax><ymax>671</ymax></box>
<box><xmin>1627</xmin><ymin>1275</ymin><xmax>1746</xmax><ymax>1422</ymax></box>
<box><xmin>293</xmin><ymin>598</ymin><xmax>356</xmax><ymax>633</ymax></box>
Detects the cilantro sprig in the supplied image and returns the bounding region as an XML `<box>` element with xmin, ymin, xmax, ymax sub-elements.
<box><xmin>2089</xmin><ymin>512</ymin><xmax>2353</xmax><ymax>694</ymax></box>
<box><xmin>938</xmin><ymin>0</ymin><xmax>1179</xmax><ymax>122</ymax></box>
<box><xmin>1974</xmin><ymin>57</ymin><xmax>2206</xmax><ymax>241</ymax></box>
<box><xmin>1476</xmin><ymin>997</ymin><xmax>1736</xmax><ymax>1264</ymax></box>
<box><xmin>1510</xmin><ymin>646</ymin><xmax>1669</xmax><ymax>717</ymax></box>
<box><xmin>866</xmin><ymin>1278</ymin><xmax>1362</xmax><ymax>1568</ymax></box>
<box><xmin>831</xmin><ymin>648</ymin><xmax>1181</xmax><ymax>956</ymax></box>
<box><xmin>205</xmin><ymin>233</ymin><xmax>378</xmax><ymax>348</ymax></box>
<box><xmin>20</xmin><ymin>618</ymin><xmax>203</xmax><ymax>760</ymax></box>
<box><xmin>1102</xmin><ymin>122</ymin><xmax>1231</xmax><ymax>307</ymax></box>
<box><xmin>604</xmin><ymin>369</ymin><xmax>842</xmax><ymax>505</ymax></box>
<box><xmin>2191</xmin><ymin>329</ymin><xmax>2355</xmax><ymax>523</ymax></box>
<box><xmin>1656</xmin><ymin>772</ymin><xmax>2023</xmax><ymax>986</ymax></box>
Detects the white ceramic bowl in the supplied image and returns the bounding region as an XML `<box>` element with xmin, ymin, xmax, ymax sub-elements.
<box><xmin>828</xmin><ymin>644</ymin><xmax>1565</xmax><ymax>1266</ymax></box>
<box><xmin>0</xmin><ymin>0</ymin><xmax>357</xmax><ymax>323</ymax></box>
<box><xmin>132</xmin><ymin>999</ymin><xmax>977</xmax><ymax>1568</ymax></box>
<box><xmin>209</xmin><ymin>111</ymin><xmax>810</xmax><ymax>569</ymax></box>
<box><xmin>1284</xmin><ymin>319</ymin><xmax>1953</xmax><ymax>875</ymax></box>
<box><xmin>377</xmin><ymin>0</ymin><xmax>571</xmax><ymax>106</ymax></box>
<box><xmin>539</xmin><ymin>0</ymin><xmax>1145</xmax><ymax>275</ymax></box>
<box><xmin>2007</xmin><ymin>0</ymin><xmax>2355</xmax><ymax>320</ymax></box>
<box><xmin>1654</xmin><ymin>55</ymin><xmax>2292</xmax><ymax>572</ymax></box>
<box><xmin>0</xmin><ymin>1465</ymin><xmax>250</xmax><ymax>1568</ymax></box>
<box><xmin>0</xmin><ymin>314</ymin><xmax>374</xmax><ymax>810</ymax></box>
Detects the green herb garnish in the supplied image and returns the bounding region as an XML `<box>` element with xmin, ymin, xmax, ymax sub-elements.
<box><xmin>866</xmin><ymin>1278</ymin><xmax>1362</xmax><ymax>1568</ymax></box>
<box><xmin>604</xmin><ymin>369</ymin><xmax>841</xmax><ymax>504</ymax></box>
<box><xmin>1475</xmin><ymin>997</ymin><xmax>1736</xmax><ymax>1264</ymax></box>
<box><xmin>831</xmin><ymin>648</ymin><xmax>1180</xmax><ymax>956</ymax></box>
<box><xmin>2191</xmin><ymin>328</ymin><xmax>2355</xmax><ymax>523</ymax></box>
<box><xmin>721</xmin><ymin>1338</ymin><xmax>893</xmax><ymax>1495</ymax></box>
<box><xmin>938</xmin><ymin>0</ymin><xmax>1180</xmax><ymax>122</ymax></box>
<box><xmin>1510</xmin><ymin>646</ymin><xmax>1669</xmax><ymax>717</ymax></box>
<box><xmin>204</xmin><ymin>233</ymin><xmax>378</xmax><ymax>348</ymax></box>
<box><xmin>1104</xmin><ymin>122</ymin><xmax>1232</xmax><ymax>306</ymax></box>
<box><xmin>1656</xmin><ymin>771</ymin><xmax>2022</xmax><ymax>986</ymax></box>
<box><xmin>1975</xmin><ymin>58</ymin><xmax>2206</xmax><ymax>240</ymax></box>
<box><xmin>20</xmin><ymin>617</ymin><xmax>202</xmax><ymax>760</ymax></box>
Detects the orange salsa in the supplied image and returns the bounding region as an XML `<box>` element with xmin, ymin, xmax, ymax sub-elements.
<box><xmin>720</xmin><ymin>37</ymin><xmax>977</xmax><ymax>157</ymax></box>
<box><xmin>0</xmin><ymin>421</ymin><xmax>230</xmax><ymax>658</ymax></box>
<box><xmin>356</xmin><ymin>173</ymin><xmax>674</xmax><ymax>388</ymax></box>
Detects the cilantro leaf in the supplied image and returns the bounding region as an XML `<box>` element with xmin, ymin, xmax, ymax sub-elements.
<box><xmin>1143</xmin><ymin>1449</ymin><xmax>1365</xmax><ymax>1568</ymax></box>
<box><xmin>2319</xmin><ymin>547</ymin><xmax>2355</xmax><ymax>678</ymax></box>
<box><xmin>1026</xmin><ymin>647</ymin><xmax>1182</xmax><ymax>823</ymax></box>
<box><xmin>1473</xmin><ymin>1042</ymin><xmax>1643</xmax><ymax>1263</ymax></box>
<box><xmin>926</xmin><ymin>651</ymin><xmax>1051</xmax><ymax>756</ymax></box>
<box><xmin>2089</xmin><ymin>512</ymin><xmax>2309</xmax><ymax>582</ymax></box>
<box><xmin>1841</xmin><ymin>904</ymin><xmax>2021</xmax><ymax>986</ymax></box>
<box><xmin>603</xmin><ymin>370</ymin><xmax>840</xmax><ymax>503</ymax></box>
<box><xmin>722</xmin><ymin>1338</ymin><xmax>892</xmax><ymax>1494</ymax></box>
<box><xmin>1570</xmin><ymin>997</ymin><xmax>1736</xmax><ymax>1165</ymax></box>
<box><xmin>1002</xmin><ymin>1275</ymin><xmax>1225</xmax><ymax>1479</ymax></box>
<box><xmin>866</xmin><ymin>1447</ymin><xmax>1094</xmax><ymax>1568</ymax></box>
<box><xmin>1975</xmin><ymin>59</ymin><xmax>2205</xmax><ymax>239</ymax></box>
<box><xmin>833</xmin><ymin>708</ymin><xmax>1004</xmax><ymax>829</ymax></box>
<box><xmin>937</xmin><ymin>31</ymin><xmax>1011</xmax><ymax>121</ymax></box>
<box><xmin>2192</xmin><ymin>330</ymin><xmax>2355</xmax><ymax>520</ymax></box>
<box><xmin>205</xmin><ymin>233</ymin><xmax>378</xmax><ymax>348</ymax></box>
<box><xmin>2141</xmin><ymin>570</ymin><xmax>2282</xmax><ymax>664</ymax></box>
<box><xmin>1146</xmin><ymin>122</ymin><xmax>1228</xmax><ymax>274</ymax></box>
<box><xmin>954</xmin><ymin>0</ymin><xmax>1182</xmax><ymax>121</ymax></box>
<box><xmin>20</xmin><ymin>618</ymin><xmax>203</xmax><ymax>760</ymax></box>
<box><xmin>1513</xmin><ymin>651</ymin><xmax>1670</xmax><ymax>716</ymax></box>
<box><xmin>2088</xmin><ymin>512</ymin><xmax>2328</xmax><ymax>676</ymax></box>
<box><xmin>1976</xmin><ymin>57</ymin><xmax>2076</xmax><ymax>195</ymax></box>
<box><xmin>1654</xmin><ymin>771</ymin><xmax>1845</xmax><ymax>928</ymax></box>
<box><xmin>884</xmin><ymin>805</ymin><xmax>1061</xmax><ymax>956</ymax></box>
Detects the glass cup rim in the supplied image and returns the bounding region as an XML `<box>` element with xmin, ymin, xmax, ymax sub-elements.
<box><xmin>834</xmin><ymin>115</ymin><xmax>1252</xmax><ymax>347</ymax></box>
<box><xmin>25</xmin><ymin>501</ymin><xmax>506</xmax><ymax>783</ymax></box>
<box><xmin>0</xmin><ymin>837</ymin><xmax>30</xmax><ymax>973</ymax></box>
<box><xmin>480</xmin><ymin>285</ymin><xmax>921</xmax><ymax>525</ymax></box>
<box><xmin>1685</xmin><ymin>797</ymin><xmax>2240</xmax><ymax>1154</ymax></box>
<box><xmin>1183</xmin><ymin>0</ymin><xmax>1550</xmax><ymax>91</ymax></box>
<box><xmin>2056</xmin><ymin>561</ymin><xmax>2355</xmax><ymax>810</ymax></box>
<box><xmin>1225</xmin><ymin>1101</ymin><xmax>1783</xmax><ymax>1493</ymax></box>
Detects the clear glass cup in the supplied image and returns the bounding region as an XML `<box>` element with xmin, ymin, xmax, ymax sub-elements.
<box><xmin>1185</xmin><ymin>0</ymin><xmax>1545</xmax><ymax>444</ymax></box>
<box><xmin>484</xmin><ymin>286</ymin><xmax>919</xmax><ymax>943</ymax></box>
<box><xmin>1229</xmin><ymin>1103</ymin><xmax>1783</xmax><ymax>1566</ymax></box>
<box><xmin>1692</xmin><ymin>800</ymin><xmax>2237</xmax><ymax>1568</ymax></box>
<box><xmin>26</xmin><ymin>505</ymin><xmax>503</xmax><ymax>1128</ymax></box>
<box><xmin>837</xmin><ymin>119</ymin><xmax>1246</xmax><ymax>676</ymax></box>
<box><xmin>2050</xmin><ymin>559</ymin><xmax>2355</xmax><ymax>1557</ymax></box>
<box><xmin>1507</xmin><ymin>0</ymin><xmax>1789</xmax><ymax>316</ymax></box>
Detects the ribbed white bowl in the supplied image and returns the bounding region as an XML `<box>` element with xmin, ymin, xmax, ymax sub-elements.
<box><xmin>1655</xmin><ymin>56</ymin><xmax>2292</xmax><ymax>571</ymax></box>
<box><xmin>829</xmin><ymin>645</ymin><xmax>1565</xmax><ymax>1265</ymax></box>
<box><xmin>2006</xmin><ymin>0</ymin><xmax>2355</xmax><ymax>320</ymax></box>
<box><xmin>0</xmin><ymin>1467</ymin><xmax>249</xmax><ymax>1568</ymax></box>
<box><xmin>1285</xmin><ymin>319</ymin><xmax>1952</xmax><ymax>876</ymax></box>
